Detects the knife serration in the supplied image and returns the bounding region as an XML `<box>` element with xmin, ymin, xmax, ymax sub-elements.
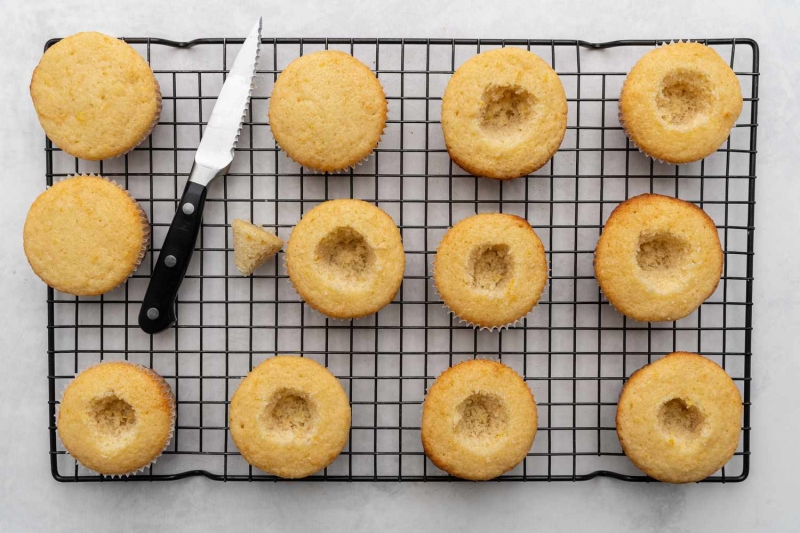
<box><xmin>191</xmin><ymin>17</ymin><xmax>262</xmax><ymax>185</ymax></box>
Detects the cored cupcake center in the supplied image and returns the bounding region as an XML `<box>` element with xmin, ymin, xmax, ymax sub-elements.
<box><xmin>260</xmin><ymin>389</ymin><xmax>316</xmax><ymax>439</ymax></box>
<box><xmin>455</xmin><ymin>392</ymin><xmax>509</xmax><ymax>445</ymax></box>
<box><xmin>469</xmin><ymin>244</ymin><xmax>512</xmax><ymax>291</ymax></box>
<box><xmin>658</xmin><ymin>397</ymin><xmax>706</xmax><ymax>439</ymax></box>
<box><xmin>315</xmin><ymin>226</ymin><xmax>376</xmax><ymax>283</ymax></box>
<box><xmin>480</xmin><ymin>84</ymin><xmax>537</xmax><ymax>137</ymax></box>
<box><xmin>636</xmin><ymin>231</ymin><xmax>690</xmax><ymax>271</ymax></box>
<box><xmin>656</xmin><ymin>69</ymin><xmax>714</xmax><ymax>127</ymax></box>
<box><xmin>88</xmin><ymin>393</ymin><xmax>137</xmax><ymax>438</ymax></box>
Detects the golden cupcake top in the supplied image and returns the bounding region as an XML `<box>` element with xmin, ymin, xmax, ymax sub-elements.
<box><xmin>268</xmin><ymin>50</ymin><xmax>387</xmax><ymax>172</ymax></box>
<box><xmin>229</xmin><ymin>356</ymin><xmax>351</xmax><ymax>478</ymax></box>
<box><xmin>619</xmin><ymin>42</ymin><xmax>742</xmax><ymax>164</ymax></box>
<box><xmin>23</xmin><ymin>175</ymin><xmax>150</xmax><ymax>296</ymax></box>
<box><xmin>57</xmin><ymin>361</ymin><xmax>175</xmax><ymax>476</ymax></box>
<box><xmin>616</xmin><ymin>352</ymin><xmax>742</xmax><ymax>483</ymax></box>
<box><xmin>594</xmin><ymin>194</ymin><xmax>723</xmax><ymax>322</ymax></box>
<box><xmin>441</xmin><ymin>47</ymin><xmax>567</xmax><ymax>179</ymax></box>
<box><xmin>422</xmin><ymin>359</ymin><xmax>537</xmax><ymax>480</ymax></box>
<box><xmin>286</xmin><ymin>199</ymin><xmax>405</xmax><ymax>319</ymax></box>
<box><xmin>434</xmin><ymin>213</ymin><xmax>548</xmax><ymax>329</ymax></box>
<box><xmin>30</xmin><ymin>31</ymin><xmax>161</xmax><ymax>160</ymax></box>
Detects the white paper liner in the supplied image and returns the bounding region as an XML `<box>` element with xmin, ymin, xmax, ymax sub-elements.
<box><xmin>41</xmin><ymin>174</ymin><xmax>151</xmax><ymax>296</ymax></box>
<box><xmin>56</xmin><ymin>360</ymin><xmax>176</xmax><ymax>478</ymax></box>
<box><xmin>429</xmin><ymin>252</ymin><xmax>551</xmax><ymax>332</ymax></box>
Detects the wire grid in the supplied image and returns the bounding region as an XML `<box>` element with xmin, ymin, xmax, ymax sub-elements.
<box><xmin>46</xmin><ymin>37</ymin><xmax>757</xmax><ymax>482</ymax></box>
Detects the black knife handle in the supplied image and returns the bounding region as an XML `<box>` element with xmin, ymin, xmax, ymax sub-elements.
<box><xmin>138</xmin><ymin>181</ymin><xmax>208</xmax><ymax>334</ymax></box>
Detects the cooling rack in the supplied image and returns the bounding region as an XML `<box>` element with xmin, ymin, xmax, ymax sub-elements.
<box><xmin>46</xmin><ymin>37</ymin><xmax>757</xmax><ymax>482</ymax></box>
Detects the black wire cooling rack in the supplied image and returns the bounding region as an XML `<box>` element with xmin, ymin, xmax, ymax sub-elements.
<box><xmin>46</xmin><ymin>37</ymin><xmax>758</xmax><ymax>482</ymax></box>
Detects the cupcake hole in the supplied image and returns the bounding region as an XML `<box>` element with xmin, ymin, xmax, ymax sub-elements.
<box><xmin>88</xmin><ymin>394</ymin><xmax>137</xmax><ymax>437</ymax></box>
<box><xmin>470</xmin><ymin>244</ymin><xmax>512</xmax><ymax>290</ymax></box>
<box><xmin>637</xmin><ymin>231</ymin><xmax>690</xmax><ymax>271</ymax></box>
<box><xmin>454</xmin><ymin>392</ymin><xmax>509</xmax><ymax>445</ymax></box>
<box><xmin>315</xmin><ymin>226</ymin><xmax>376</xmax><ymax>282</ymax></box>
<box><xmin>261</xmin><ymin>389</ymin><xmax>315</xmax><ymax>437</ymax></box>
<box><xmin>656</xmin><ymin>69</ymin><xmax>714</xmax><ymax>126</ymax></box>
<box><xmin>480</xmin><ymin>84</ymin><xmax>537</xmax><ymax>136</ymax></box>
<box><xmin>658</xmin><ymin>398</ymin><xmax>706</xmax><ymax>439</ymax></box>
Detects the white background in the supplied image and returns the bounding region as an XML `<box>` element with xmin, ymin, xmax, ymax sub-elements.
<box><xmin>1</xmin><ymin>0</ymin><xmax>798</xmax><ymax>531</ymax></box>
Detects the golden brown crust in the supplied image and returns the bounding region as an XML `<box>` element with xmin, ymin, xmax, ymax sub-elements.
<box><xmin>286</xmin><ymin>199</ymin><xmax>405</xmax><ymax>319</ymax></box>
<box><xmin>441</xmin><ymin>47</ymin><xmax>567</xmax><ymax>180</ymax></box>
<box><xmin>421</xmin><ymin>359</ymin><xmax>537</xmax><ymax>480</ymax></box>
<box><xmin>30</xmin><ymin>32</ymin><xmax>161</xmax><ymax>160</ymax></box>
<box><xmin>434</xmin><ymin>213</ymin><xmax>548</xmax><ymax>328</ymax></box>
<box><xmin>619</xmin><ymin>42</ymin><xmax>742</xmax><ymax>164</ymax></box>
<box><xmin>269</xmin><ymin>50</ymin><xmax>387</xmax><ymax>172</ymax></box>
<box><xmin>616</xmin><ymin>352</ymin><xmax>742</xmax><ymax>483</ymax></box>
<box><xmin>594</xmin><ymin>194</ymin><xmax>723</xmax><ymax>322</ymax></box>
<box><xmin>23</xmin><ymin>175</ymin><xmax>150</xmax><ymax>296</ymax></box>
<box><xmin>229</xmin><ymin>356</ymin><xmax>351</xmax><ymax>478</ymax></box>
<box><xmin>57</xmin><ymin>362</ymin><xmax>175</xmax><ymax>476</ymax></box>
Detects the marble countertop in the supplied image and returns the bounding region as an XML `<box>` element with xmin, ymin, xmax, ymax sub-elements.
<box><xmin>1</xmin><ymin>1</ymin><xmax>798</xmax><ymax>531</ymax></box>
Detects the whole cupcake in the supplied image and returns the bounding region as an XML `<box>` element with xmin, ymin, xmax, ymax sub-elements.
<box><xmin>57</xmin><ymin>361</ymin><xmax>175</xmax><ymax>476</ymax></box>
<box><xmin>434</xmin><ymin>213</ymin><xmax>548</xmax><ymax>329</ymax></box>
<box><xmin>268</xmin><ymin>51</ymin><xmax>387</xmax><ymax>172</ymax></box>
<box><xmin>441</xmin><ymin>47</ymin><xmax>568</xmax><ymax>180</ymax></box>
<box><xmin>30</xmin><ymin>32</ymin><xmax>162</xmax><ymax>160</ymax></box>
<box><xmin>24</xmin><ymin>175</ymin><xmax>150</xmax><ymax>296</ymax></box>
<box><xmin>619</xmin><ymin>42</ymin><xmax>742</xmax><ymax>164</ymax></box>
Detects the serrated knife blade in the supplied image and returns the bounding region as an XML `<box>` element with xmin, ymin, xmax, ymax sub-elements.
<box><xmin>193</xmin><ymin>17</ymin><xmax>262</xmax><ymax>183</ymax></box>
<box><xmin>138</xmin><ymin>18</ymin><xmax>262</xmax><ymax>334</ymax></box>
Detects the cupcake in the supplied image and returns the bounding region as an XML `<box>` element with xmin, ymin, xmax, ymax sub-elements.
<box><xmin>594</xmin><ymin>194</ymin><xmax>723</xmax><ymax>322</ymax></box>
<box><xmin>57</xmin><ymin>361</ymin><xmax>175</xmax><ymax>476</ymax></box>
<box><xmin>231</xmin><ymin>219</ymin><xmax>284</xmax><ymax>276</ymax></box>
<box><xmin>229</xmin><ymin>356</ymin><xmax>351</xmax><ymax>479</ymax></box>
<box><xmin>422</xmin><ymin>359</ymin><xmax>537</xmax><ymax>481</ymax></box>
<box><xmin>619</xmin><ymin>42</ymin><xmax>743</xmax><ymax>164</ymax></box>
<box><xmin>30</xmin><ymin>32</ymin><xmax>162</xmax><ymax>160</ymax></box>
<box><xmin>268</xmin><ymin>50</ymin><xmax>387</xmax><ymax>172</ymax></box>
<box><xmin>616</xmin><ymin>352</ymin><xmax>742</xmax><ymax>483</ymax></box>
<box><xmin>441</xmin><ymin>47</ymin><xmax>568</xmax><ymax>180</ymax></box>
<box><xmin>23</xmin><ymin>175</ymin><xmax>150</xmax><ymax>296</ymax></box>
<box><xmin>286</xmin><ymin>199</ymin><xmax>405</xmax><ymax>319</ymax></box>
<box><xmin>434</xmin><ymin>213</ymin><xmax>548</xmax><ymax>329</ymax></box>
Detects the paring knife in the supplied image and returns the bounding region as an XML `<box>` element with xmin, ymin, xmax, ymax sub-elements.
<box><xmin>138</xmin><ymin>18</ymin><xmax>262</xmax><ymax>334</ymax></box>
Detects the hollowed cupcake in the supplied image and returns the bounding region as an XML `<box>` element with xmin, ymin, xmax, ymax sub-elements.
<box><xmin>619</xmin><ymin>42</ymin><xmax>742</xmax><ymax>164</ymax></box>
<box><xmin>594</xmin><ymin>194</ymin><xmax>723</xmax><ymax>322</ymax></box>
<box><xmin>441</xmin><ymin>47</ymin><xmax>568</xmax><ymax>179</ymax></box>
<box><xmin>434</xmin><ymin>213</ymin><xmax>548</xmax><ymax>329</ymax></box>
<box><xmin>285</xmin><ymin>199</ymin><xmax>405</xmax><ymax>319</ymax></box>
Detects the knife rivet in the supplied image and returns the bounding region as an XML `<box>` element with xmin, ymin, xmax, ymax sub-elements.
<box><xmin>165</xmin><ymin>255</ymin><xmax>177</xmax><ymax>268</ymax></box>
<box><xmin>146</xmin><ymin>308</ymin><xmax>160</xmax><ymax>320</ymax></box>
<box><xmin>182</xmin><ymin>203</ymin><xmax>195</xmax><ymax>215</ymax></box>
